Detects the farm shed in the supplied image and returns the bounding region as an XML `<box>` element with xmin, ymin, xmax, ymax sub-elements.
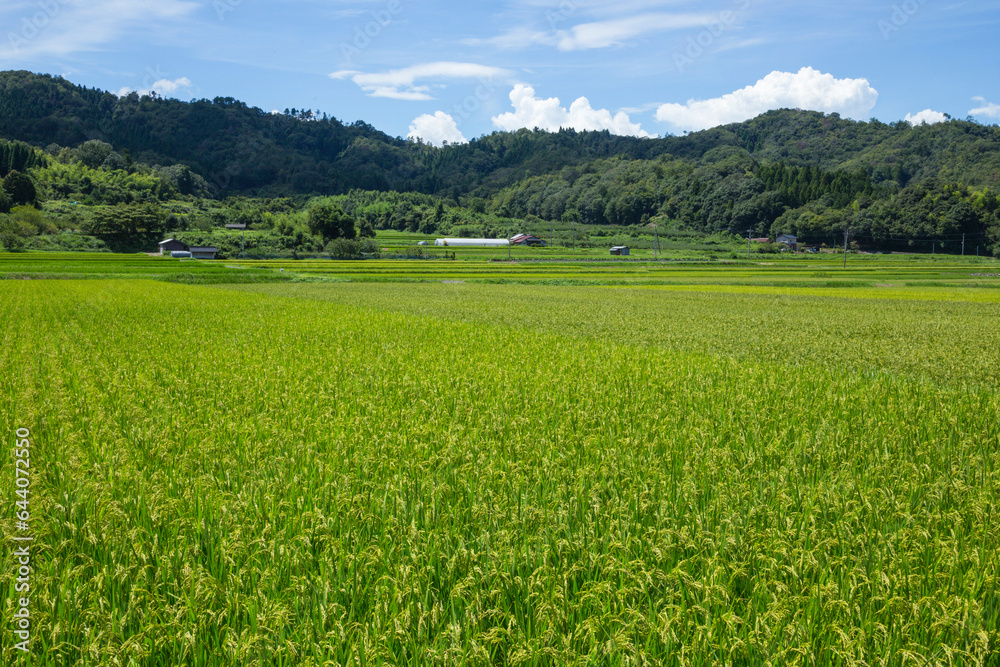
<box><xmin>510</xmin><ymin>233</ymin><xmax>546</xmax><ymax>246</ymax></box>
<box><xmin>434</xmin><ymin>238</ymin><xmax>510</xmax><ymax>247</ymax></box>
<box><xmin>610</xmin><ymin>246</ymin><xmax>630</xmax><ymax>256</ymax></box>
<box><xmin>776</xmin><ymin>234</ymin><xmax>798</xmax><ymax>250</ymax></box>
<box><xmin>158</xmin><ymin>239</ymin><xmax>188</xmax><ymax>255</ymax></box>
<box><xmin>189</xmin><ymin>246</ymin><xmax>219</xmax><ymax>260</ymax></box>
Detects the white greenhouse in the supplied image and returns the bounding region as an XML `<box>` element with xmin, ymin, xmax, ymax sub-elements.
<box><xmin>434</xmin><ymin>238</ymin><xmax>510</xmax><ymax>247</ymax></box>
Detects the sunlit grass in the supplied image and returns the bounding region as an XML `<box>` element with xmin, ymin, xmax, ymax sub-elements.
<box><xmin>633</xmin><ymin>283</ymin><xmax>1000</xmax><ymax>303</ymax></box>
<box><xmin>0</xmin><ymin>274</ymin><xmax>998</xmax><ymax>665</ymax></box>
<box><xmin>236</xmin><ymin>281</ymin><xmax>1000</xmax><ymax>388</ymax></box>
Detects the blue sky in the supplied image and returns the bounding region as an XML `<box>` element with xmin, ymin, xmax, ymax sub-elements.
<box><xmin>2</xmin><ymin>0</ymin><xmax>999</xmax><ymax>145</ymax></box>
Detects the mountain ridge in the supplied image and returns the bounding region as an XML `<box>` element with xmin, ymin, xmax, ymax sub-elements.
<box><xmin>3</xmin><ymin>70</ymin><xmax>998</xmax><ymax>199</ymax></box>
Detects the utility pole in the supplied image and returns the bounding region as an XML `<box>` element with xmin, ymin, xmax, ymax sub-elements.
<box><xmin>653</xmin><ymin>223</ymin><xmax>659</xmax><ymax>260</ymax></box>
<box><xmin>962</xmin><ymin>233</ymin><xmax>965</xmax><ymax>256</ymax></box>
<box><xmin>747</xmin><ymin>229</ymin><xmax>752</xmax><ymax>261</ymax></box>
<box><xmin>843</xmin><ymin>227</ymin><xmax>849</xmax><ymax>269</ymax></box>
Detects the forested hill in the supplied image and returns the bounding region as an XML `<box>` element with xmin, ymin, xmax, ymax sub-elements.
<box><xmin>3</xmin><ymin>70</ymin><xmax>999</xmax><ymax>199</ymax></box>
<box><xmin>0</xmin><ymin>70</ymin><xmax>410</xmax><ymax>194</ymax></box>
<box><xmin>3</xmin><ymin>70</ymin><xmax>1000</xmax><ymax>255</ymax></box>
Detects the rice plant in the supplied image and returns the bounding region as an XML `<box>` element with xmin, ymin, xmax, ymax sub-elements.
<box><xmin>1</xmin><ymin>278</ymin><xmax>997</xmax><ymax>666</ymax></box>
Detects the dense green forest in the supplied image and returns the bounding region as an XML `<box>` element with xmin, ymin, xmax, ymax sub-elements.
<box><xmin>1</xmin><ymin>70</ymin><xmax>999</xmax><ymax>255</ymax></box>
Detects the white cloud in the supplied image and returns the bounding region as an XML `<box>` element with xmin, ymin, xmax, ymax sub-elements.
<box><xmin>408</xmin><ymin>112</ymin><xmax>467</xmax><ymax>146</ymax></box>
<box><xmin>555</xmin><ymin>12</ymin><xmax>717</xmax><ymax>51</ymax></box>
<box><xmin>150</xmin><ymin>76</ymin><xmax>191</xmax><ymax>94</ymax></box>
<box><xmin>117</xmin><ymin>77</ymin><xmax>192</xmax><ymax>98</ymax></box>
<box><xmin>716</xmin><ymin>37</ymin><xmax>769</xmax><ymax>53</ymax></box>
<box><xmin>970</xmin><ymin>97</ymin><xmax>1000</xmax><ymax>120</ymax></box>
<box><xmin>492</xmin><ymin>84</ymin><xmax>653</xmax><ymax>137</ymax></box>
<box><xmin>464</xmin><ymin>27</ymin><xmax>553</xmax><ymax>50</ymax></box>
<box><xmin>468</xmin><ymin>11</ymin><xmax>715</xmax><ymax>51</ymax></box>
<box><xmin>330</xmin><ymin>62</ymin><xmax>512</xmax><ymax>101</ymax></box>
<box><xmin>617</xmin><ymin>102</ymin><xmax>662</xmax><ymax>115</ymax></box>
<box><xmin>0</xmin><ymin>0</ymin><xmax>199</xmax><ymax>61</ymax></box>
<box><xmin>655</xmin><ymin>67</ymin><xmax>879</xmax><ymax>132</ymax></box>
<box><xmin>905</xmin><ymin>109</ymin><xmax>948</xmax><ymax>125</ymax></box>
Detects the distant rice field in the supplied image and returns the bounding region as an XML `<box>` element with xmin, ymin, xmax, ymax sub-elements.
<box><xmin>232</xmin><ymin>254</ymin><xmax>1000</xmax><ymax>289</ymax></box>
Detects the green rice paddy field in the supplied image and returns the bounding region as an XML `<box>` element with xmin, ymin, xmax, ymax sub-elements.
<box><xmin>2</xmin><ymin>252</ymin><xmax>999</xmax><ymax>665</ymax></box>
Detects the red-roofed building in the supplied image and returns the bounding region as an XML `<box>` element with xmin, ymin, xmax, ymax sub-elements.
<box><xmin>510</xmin><ymin>233</ymin><xmax>546</xmax><ymax>246</ymax></box>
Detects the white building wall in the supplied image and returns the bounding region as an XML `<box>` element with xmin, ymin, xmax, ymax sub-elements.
<box><xmin>434</xmin><ymin>238</ymin><xmax>509</xmax><ymax>247</ymax></box>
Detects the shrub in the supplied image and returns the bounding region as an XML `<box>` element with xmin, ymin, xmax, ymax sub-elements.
<box><xmin>325</xmin><ymin>237</ymin><xmax>380</xmax><ymax>259</ymax></box>
<box><xmin>0</xmin><ymin>231</ymin><xmax>24</xmax><ymax>251</ymax></box>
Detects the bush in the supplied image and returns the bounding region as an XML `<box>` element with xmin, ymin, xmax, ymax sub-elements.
<box><xmin>325</xmin><ymin>238</ymin><xmax>359</xmax><ymax>258</ymax></box>
<box><xmin>308</xmin><ymin>202</ymin><xmax>356</xmax><ymax>241</ymax></box>
<box><xmin>325</xmin><ymin>237</ymin><xmax>380</xmax><ymax>259</ymax></box>
<box><xmin>0</xmin><ymin>231</ymin><xmax>25</xmax><ymax>251</ymax></box>
<box><xmin>75</xmin><ymin>140</ymin><xmax>113</xmax><ymax>169</ymax></box>
<box><xmin>22</xmin><ymin>233</ymin><xmax>110</xmax><ymax>252</ymax></box>
<box><xmin>3</xmin><ymin>170</ymin><xmax>38</xmax><ymax>207</ymax></box>
<box><xmin>173</xmin><ymin>229</ymin><xmax>324</xmax><ymax>259</ymax></box>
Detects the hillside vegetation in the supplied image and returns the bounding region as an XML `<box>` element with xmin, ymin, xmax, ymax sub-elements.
<box><xmin>1</xmin><ymin>70</ymin><xmax>999</xmax><ymax>255</ymax></box>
